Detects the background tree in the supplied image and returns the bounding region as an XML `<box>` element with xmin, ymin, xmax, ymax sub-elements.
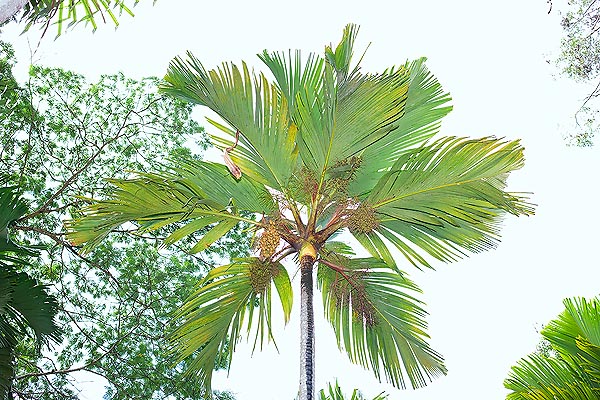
<box><xmin>0</xmin><ymin>41</ymin><xmax>237</xmax><ymax>399</ymax></box>
<box><xmin>0</xmin><ymin>0</ymin><xmax>146</xmax><ymax>37</ymax></box>
<box><xmin>68</xmin><ymin>24</ymin><xmax>534</xmax><ymax>400</ymax></box>
<box><xmin>553</xmin><ymin>0</ymin><xmax>600</xmax><ymax>146</ymax></box>
<box><xmin>504</xmin><ymin>296</ymin><xmax>600</xmax><ymax>399</ymax></box>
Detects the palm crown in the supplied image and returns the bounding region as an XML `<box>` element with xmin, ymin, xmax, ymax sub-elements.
<box><xmin>67</xmin><ymin>24</ymin><xmax>533</xmax><ymax>399</ymax></box>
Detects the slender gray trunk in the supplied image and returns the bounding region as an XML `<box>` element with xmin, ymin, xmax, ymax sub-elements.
<box><xmin>299</xmin><ymin>254</ymin><xmax>315</xmax><ymax>400</ymax></box>
<box><xmin>0</xmin><ymin>0</ymin><xmax>29</xmax><ymax>25</ymax></box>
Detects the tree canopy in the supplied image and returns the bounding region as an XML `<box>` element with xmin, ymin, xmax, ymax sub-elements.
<box><xmin>0</xmin><ymin>40</ymin><xmax>237</xmax><ymax>399</ymax></box>
<box><xmin>554</xmin><ymin>0</ymin><xmax>600</xmax><ymax>146</ymax></box>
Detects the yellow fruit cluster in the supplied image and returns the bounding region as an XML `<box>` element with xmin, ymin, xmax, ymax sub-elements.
<box><xmin>248</xmin><ymin>260</ymin><xmax>279</xmax><ymax>294</ymax></box>
<box><xmin>347</xmin><ymin>202</ymin><xmax>379</xmax><ymax>233</ymax></box>
<box><xmin>258</xmin><ymin>221</ymin><xmax>281</xmax><ymax>260</ymax></box>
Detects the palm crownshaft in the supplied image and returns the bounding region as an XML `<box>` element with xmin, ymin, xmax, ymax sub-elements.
<box><xmin>67</xmin><ymin>24</ymin><xmax>533</xmax><ymax>399</ymax></box>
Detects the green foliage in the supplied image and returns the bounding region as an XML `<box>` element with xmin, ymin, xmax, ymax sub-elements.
<box><xmin>70</xmin><ymin>24</ymin><xmax>532</xmax><ymax>397</ymax></box>
<box><xmin>3</xmin><ymin>0</ymin><xmax>147</xmax><ymax>38</ymax></box>
<box><xmin>67</xmin><ymin>159</ymin><xmax>272</xmax><ymax>252</ymax></box>
<box><xmin>0</xmin><ymin>185</ymin><xmax>60</xmax><ymax>399</ymax></box>
<box><xmin>566</xmin><ymin>106</ymin><xmax>597</xmax><ymax>147</ymax></box>
<box><xmin>318</xmin><ymin>381</ymin><xmax>388</xmax><ymax>400</ymax></box>
<box><xmin>161</xmin><ymin>53</ymin><xmax>299</xmax><ymax>191</ymax></box>
<box><xmin>365</xmin><ymin>136</ymin><xmax>533</xmax><ymax>269</ymax></box>
<box><xmin>505</xmin><ymin>297</ymin><xmax>600</xmax><ymax>399</ymax></box>
<box><xmin>555</xmin><ymin>0</ymin><xmax>600</xmax><ymax>146</ymax></box>
<box><xmin>557</xmin><ymin>0</ymin><xmax>600</xmax><ymax>81</ymax></box>
<box><xmin>1</xmin><ymin>40</ymin><xmax>238</xmax><ymax>399</ymax></box>
<box><xmin>318</xmin><ymin>245</ymin><xmax>445</xmax><ymax>389</ymax></box>
<box><xmin>171</xmin><ymin>258</ymin><xmax>292</xmax><ymax>394</ymax></box>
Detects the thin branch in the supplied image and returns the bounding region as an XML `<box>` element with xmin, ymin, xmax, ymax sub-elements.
<box><xmin>571</xmin><ymin>0</ymin><xmax>599</xmax><ymax>27</ymax></box>
<box><xmin>15</xmin><ymin>310</ymin><xmax>144</xmax><ymax>381</ymax></box>
<box><xmin>271</xmin><ymin>246</ymin><xmax>296</xmax><ymax>264</ymax></box>
<box><xmin>575</xmin><ymin>77</ymin><xmax>600</xmax><ymax>125</ymax></box>
<box><xmin>17</xmin><ymin>111</ymin><xmax>135</xmax><ymax>223</ymax></box>
<box><xmin>13</xmin><ymin>224</ymin><xmax>122</xmax><ymax>289</ymax></box>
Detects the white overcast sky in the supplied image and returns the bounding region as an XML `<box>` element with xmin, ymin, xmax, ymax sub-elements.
<box><xmin>2</xmin><ymin>1</ymin><xmax>600</xmax><ymax>399</ymax></box>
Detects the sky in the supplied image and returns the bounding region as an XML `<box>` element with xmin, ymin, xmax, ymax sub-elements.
<box><xmin>2</xmin><ymin>0</ymin><xmax>600</xmax><ymax>399</ymax></box>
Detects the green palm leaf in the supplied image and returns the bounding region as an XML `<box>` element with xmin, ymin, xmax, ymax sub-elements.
<box><xmin>317</xmin><ymin>249</ymin><xmax>445</xmax><ymax>389</ymax></box>
<box><xmin>352</xmin><ymin>231</ymin><xmax>398</xmax><ymax>272</ymax></box>
<box><xmin>0</xmin><ymin>345</ymin><xmax>12</xmax><ymax>398</ymax></box>
<box><xmin>349</xmin><ymin>58</ymin><xmax>453</xmax><ymax>197</ymax></box>
<box><xmin>0</xmin><ymin>186</ymin><xmax>60</xmax><ymax>347</ymax></box>
<box><xmin>0</xmin><ymin>269</ymin><xmax>61</xmax><ymax>348</ymax></box>
<box><xmin>0</xmin><ymin>186</ymin><xmax>35</xmax><ymax>261</ymax></box>
<box><xmin>505</xmin><ymin>297</ymin><xmax>600</xmax><ymax>399</ymax></box>
<box><xmin>19</xmin><ymin>0</ymin><xmax>139</xmax><ymax>37</ymax></box>
<box><xmin>361</xmin><ymin>136</ymin><xmax>533</xmax><ymax>269</ymax></box>
<box><xmin>542</xmin><ymin>297</ymin><xmax>600</xmax><ymax>383</ymax></box>
<box><xmin>258</xmin><ymin>49</ymin><xmax>325</xmax><ymax>115</ymax></box>
<box><xmin>505</xmin><ymin>353</ymin><xmax>598</xmax><ymax>400</ymax></box>
<box><xmin>160</xmin><ymin>55</ymin><xmax>297</xmax><ymax>191</ymax></box>
<box><xmin>170</xmin><ymin>258</ymin><xmax>293</xmax><ymax>394</ymax></box>
<box><xmin>66</xmin><ymin>160</ymin><xmax>272</xmax><ymax>251</ymax></box>
<box><xmin>0</xmin><ymin>186</ymin><xmax>60</xmax><ymax>398</ymax></box>
<box><xmin>293</xmin><ymin>25</ymin><xmax>411</xmax><ymax>185</ymax></box>
<box><xmin>318</xmin><ymin>380</ymin><xmax>388</xmax><ymax>400</ymax></box>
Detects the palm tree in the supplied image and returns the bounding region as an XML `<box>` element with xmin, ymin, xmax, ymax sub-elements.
<box><xmin>505</xmin><ymin>297</ymin><xmax>600</xmax><ymax>399</ymax></box>
<box><xmin>0</xmin><ymin>184</ymin><xmax>60</xmax><ymax>399</ymax></box>
<box><xmin>67</xmin><ymin>24</ymin><xmax>533</xmax><ymax>400</ymax></box>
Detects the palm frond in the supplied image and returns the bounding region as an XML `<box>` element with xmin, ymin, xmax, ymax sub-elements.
<box><xmin>0</xmin><ymin>269</ymin><xmax>61</xmax><ymax>348</ymax></box>
<box><xmin>0</xmin><ymin>186</ymin><xmax>36</xmax><ymax>262</ymax></box>
<box><xmin>505</xmin><ymin>353</ymin><xmax>598</xmax><ymax>400</ymax></box>
<box><xmin>294</xmin><ymin>25</ymin><xmax>411</xmax><ymax>184</ymax></box>
<box><xmin>505</xmin><ymin>297</ymin><xmax>600</xmax><ymax>399</ymax></box>
<box><xmin>160</xmin><ymin>55</ymin><xmax>297</xmax><ymax>190</ymax></box>
<box><xmin>351</xmin><ymin>231</ymin><xmax>398</xmax><ymax>272</ymax></box>
<box><xmin>19</xmin><ymin>0</ymin><xmax>139</xmax><ymax>37</ymax></box>
<box><xmin>349</xmin><ymin>58</ymin><xmax>453</xmax><ymax>197</ymax></box>
<box><xmin>170</xmin><ymin>258</ymin><xmax>293</xmax><ymax>395</ymax></box>
<box><xmin>318</xmin><ymin>380</ymin><xmax>388</xmax><ymax>400</ymax></box>
<box><xmin>542</xmin><ymin>297</ymin><xmax>600</xmax><ymax>382</ymax></box>
<box><xmin>258</xmin><ymin>49</ymin><xmax>325</xmax><ymax>114</ymax></box>
<box><xmin>0</xmin><ymin>345</ymin><xmax>13</xmax><ymax>398</ymax></box>
<box><xmin>0</xmin><ymin>186</ymin><xmax>60</xmax><ymax>347</ymax></box>
<box><xmin>317</xmin><ymin>250</ymin><xmax>445</xmax><ymax>389</ymax></box>
<box><xmin>0</xmin><ymin>186</ymin><xmax>60</xmax><ymax>397</ymax></box>
<box><xmin>324</xmin><ymin>23</ymin><xmax>360</xmax><ymax>80</ymax></box>
<box><xmin>66</xmin><ymin>160</ymin><xmax>272</xmax><ymax>251</ymax></box>
<box><xmin>363</xmin><ymin>136</ymin><xmax>533</xmax><ymax>269</ymax></box>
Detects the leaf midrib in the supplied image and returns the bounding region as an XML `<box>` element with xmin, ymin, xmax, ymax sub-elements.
<box><xmin>372</xmin><ymin>175</ymin><xmax>499</xmax><ymax>209</ymax></box>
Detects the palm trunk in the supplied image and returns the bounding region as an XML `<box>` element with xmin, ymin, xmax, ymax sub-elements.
<box><xmin>299</xmin><ymin>254</ymin><xmax>315</xmax><ymax>400</ymax></box>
